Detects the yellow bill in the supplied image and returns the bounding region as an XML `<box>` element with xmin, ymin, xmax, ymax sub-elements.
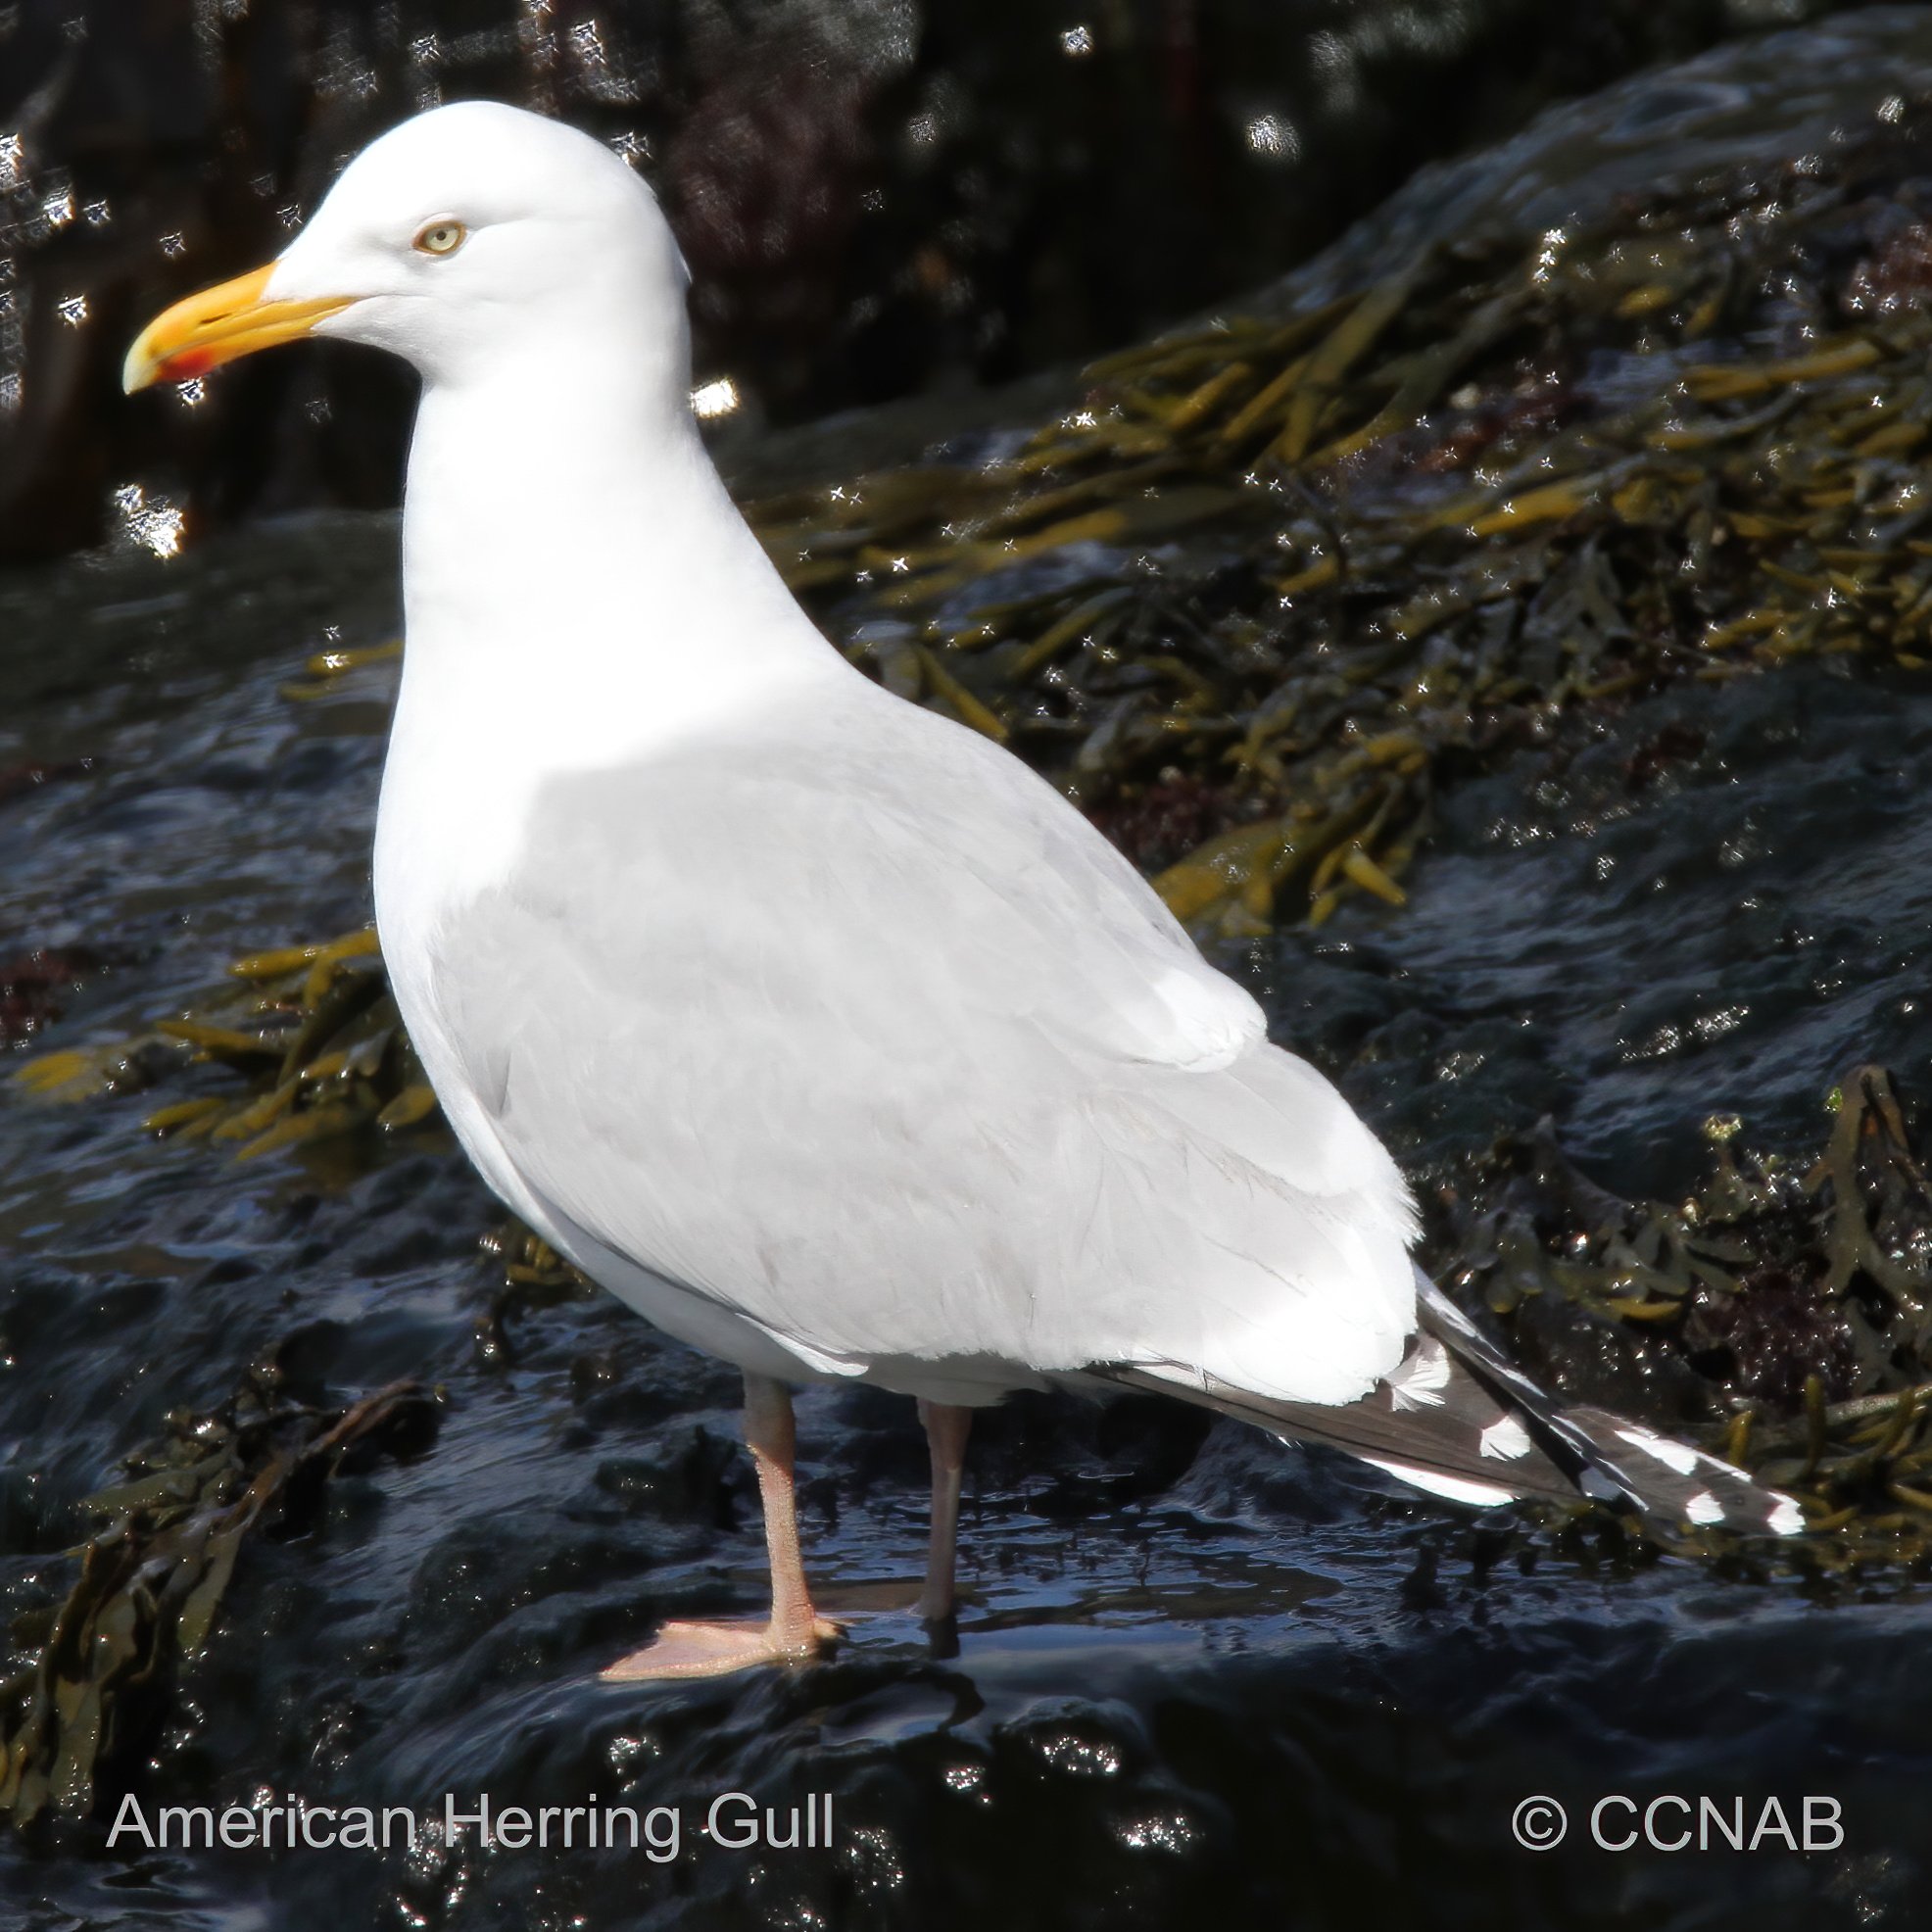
<box><xmin>122</xmin><ymin>265</ymin><xmax>353</xmax><ymax>394</ymax></box>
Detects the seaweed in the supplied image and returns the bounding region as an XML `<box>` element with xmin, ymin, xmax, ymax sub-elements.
<box><xmin>16</xmin><ymin>923</ymin><xmax>444</xmax><ymax>1150</ymax></box>
<box><xmin>736</xmin><ymin>97</ymin><xmax>1932</xmax><ymax>934</ymax></box>
<box><xmin>0</xmin><ymin>1370</ymin><xmax>437</xmax><ymax>1825</ymax></box>
<box><xmin>1432</xmin><ymin>1068</ymin><xmax>1932</xmax><ymax>1574</ymax></box>
<box><xmin>473</xmin><ymin>1222</ymin><xmax>595</xmax><ymax>1369</ymax></box>
<box><xmin>0</xmin><ymin>1211</ymin><xmax>587</xmax><ymax>1826</ymax></box>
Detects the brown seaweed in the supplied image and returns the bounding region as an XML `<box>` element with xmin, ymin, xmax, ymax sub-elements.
<box><xmin>735</xmin><ymin>101</ymin><xmax>1932</xmax><ymax>935</ymax></box>
<box><xmin>0</xmin><ymin>1372</ymin><xmax>438</xmax><ymax>1825</ymax></box>
<box><xmin>1432</xmin><ymin>1068</ymin><xmax>1932</xmax><ymax>1574</ymax></box>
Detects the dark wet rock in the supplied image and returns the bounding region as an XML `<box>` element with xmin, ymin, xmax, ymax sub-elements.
<box><xmin>0</xmin><ymin>944</ymin><xmax>117</xmax><ymax>1045</ymax></box>
<box><xmin>0</xmin><ymin>759</ymin><xmax>93</xmax><ymax>806</ymax></box>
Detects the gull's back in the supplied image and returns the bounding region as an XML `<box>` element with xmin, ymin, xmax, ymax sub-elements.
<box><xmin>408</xmin><ymin>669</ymin><xmax>1420</xmax><ymax>1410</ymax></box>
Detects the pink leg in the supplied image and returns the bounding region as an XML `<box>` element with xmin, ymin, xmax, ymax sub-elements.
<box><xmin>601</xmin><ymin>1374</ymin><xmax>837</xmax><ymax>1681</ymax></box>
<box><xmin>913</xmin><ymin>1399</ymin><xmax>974</xmax><ymax>1622</ymax></box>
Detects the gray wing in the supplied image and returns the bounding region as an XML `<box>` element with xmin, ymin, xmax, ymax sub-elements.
<box><xmin>430</xmin><ymin>681</ymin><xmax>1418</xmax><ymax>1404</ymax></box>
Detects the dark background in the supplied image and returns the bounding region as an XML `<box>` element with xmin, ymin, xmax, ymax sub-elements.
<box><xmin>0</xmin><ymin>0</ymin><xmax>1862</xmax><ymax>561</ymax></box>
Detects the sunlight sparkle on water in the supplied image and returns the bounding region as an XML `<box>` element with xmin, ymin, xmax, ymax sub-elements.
<box><xmin>691</xmin><ymin>375</ymin><xmax>740</xmax><ymax>419</ymax></box>
<box><xmin>111</xmin><ymin>483</ymin><xmax>187</xmax><ymax>559</ymax></box>
<box><xmin>1245</xmin><ymin>113</ymin><xmax>1299</xmax><ymax>162</ymax></box>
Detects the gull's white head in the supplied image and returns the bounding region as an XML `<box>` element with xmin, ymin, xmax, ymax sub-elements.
<box><xmin>123</xmin><ymin>102</ymin><xmax>691</xmax><ymax>396</ymax></box>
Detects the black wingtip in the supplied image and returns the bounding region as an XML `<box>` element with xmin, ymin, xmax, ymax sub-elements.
<box><xmin>1412</xmin><ymin>1271</ymin><xmax>1807</xmax><ymax>1538</ymax></box>
<box><xmin>1559</xmin><ymin>1406</ymin><xmax>1808</xmax><ymax>1537</ymax></box>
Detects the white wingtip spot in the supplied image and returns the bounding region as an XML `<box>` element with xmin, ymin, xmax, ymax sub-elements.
<box><xmin>1613</xmin><ymin>1425</ymin><xmax>1700</xmax><ymax>1476</ymax></box>
<box><xmin>1683</xmin><ymin>1489</ymin><xmax>1724</xmax><ymax>1525</ymax></box>
<box><xmin>1478</xmin><ymin>1415</ymin><xmax>1533</xmax><ymax>1461</ymax></box>
<box><xmin>1386</xmin><ymin>1337</ymin><xmax>1452</xmax><ymax>1412</ymax></box>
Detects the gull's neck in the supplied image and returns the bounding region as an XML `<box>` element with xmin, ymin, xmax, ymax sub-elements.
<box><xmin>399</xmin><ymin>364</ymin><xmax>829</xmax><ymax>751</ymax></box>
<box><xmin>377</xmin><ymin>357</ymin><xmax>841</xmax><ymax>912</ymax></box>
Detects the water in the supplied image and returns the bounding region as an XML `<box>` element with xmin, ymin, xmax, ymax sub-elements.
<box><xmin>11</xmin><ymin>16</ymin><xmax>1932</xmax><ymax>1931</ymax></box>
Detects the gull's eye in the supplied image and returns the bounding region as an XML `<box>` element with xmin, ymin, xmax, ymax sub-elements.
<box><xmin>412</xmin><ymin>219</ymin><xmax>467</xmax><ymax>258</ymax></box>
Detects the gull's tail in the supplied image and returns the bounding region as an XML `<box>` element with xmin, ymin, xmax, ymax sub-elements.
<box><xmin>1100</xmin><ymin>1268</ymin><xmax>1806</xmax><ymax>1538</ymax></box>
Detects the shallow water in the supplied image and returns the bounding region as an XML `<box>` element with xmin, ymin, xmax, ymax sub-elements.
<box><xmin>13</xmin><ymin>18</ymin><xmax>1932</xmax><ymax>1932</ymax></box>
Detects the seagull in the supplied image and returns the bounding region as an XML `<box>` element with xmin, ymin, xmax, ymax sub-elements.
<box><xmin>124</xmin><ymin>102</ymin><xmax>1804</xmax><ymax>1680</ymax></box>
